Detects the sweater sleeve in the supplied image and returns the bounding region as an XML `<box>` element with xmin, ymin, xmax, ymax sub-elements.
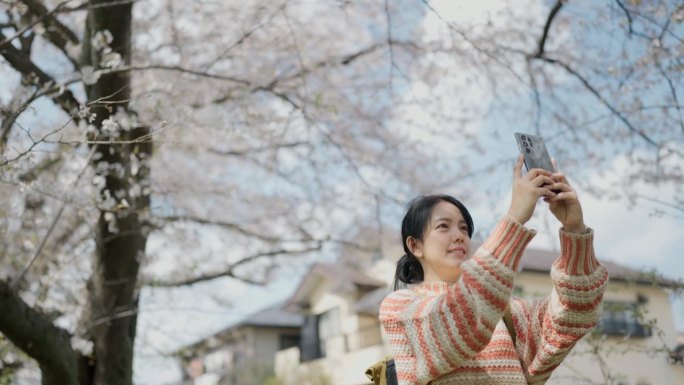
<box><xmin>379</xmin><ymin>216</ymin><xmax>535</xmax><ymax>385</ymax></box>
<box><xmin>508</xmin><ymin>227</ymin><xmax>609</xmax><ymax>385</ymax></box>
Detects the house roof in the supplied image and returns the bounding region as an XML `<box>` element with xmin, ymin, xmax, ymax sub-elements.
<box><xmin>355</xmin><ymin>287</ymin><xmax>390</xmax><ymax>316</ymax></box>
<box><xmin>177</xmin><ymin>301</ymin><xmax>303</xmax><ymax>356</ymax></box>
<box><xmin>237</xmin><ymin>302</ymin><xmax>304</xmax><ymax>328</ymax></box>
<box><xmin>516</xmin><ymin>246</ymin><xmax>680</xmax><ymax>287</ymax></box>
<box><xmin>287</xmin><ymin>262</ymin><xmax>386</xmax><ymax>309</ymax></box>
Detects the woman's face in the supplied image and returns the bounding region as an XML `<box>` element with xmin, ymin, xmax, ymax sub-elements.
<box><xmin>408</xmin><ymin>201</ymin><xmax>471</xmax><ymax>283</ymax></box>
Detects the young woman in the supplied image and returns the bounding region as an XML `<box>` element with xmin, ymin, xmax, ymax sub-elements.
<box><xmin>379</xmin><ymin>155</ymin><xmax>609</xmax><ymax>385</ymax></box>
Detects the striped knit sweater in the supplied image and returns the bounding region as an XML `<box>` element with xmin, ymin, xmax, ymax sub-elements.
<box><xmin>379</xmin><ymin>216</ymin><xmax>609</xmax><ymax>385</ymax></box>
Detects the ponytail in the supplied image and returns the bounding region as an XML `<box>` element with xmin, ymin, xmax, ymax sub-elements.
<box><xmin>393</xmin><ymin>253</ymin><xmax>424</xmax><ymax>290</ymax></box>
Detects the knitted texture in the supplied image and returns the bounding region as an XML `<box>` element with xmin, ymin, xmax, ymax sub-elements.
<box><xmin>379</xmin><ymin>217</ymin><xmax>608</xmax><ymax>385</ymax></box>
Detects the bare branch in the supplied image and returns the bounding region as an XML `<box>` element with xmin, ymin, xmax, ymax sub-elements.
<box><xmin>10</xmin><ymin>145</ymin><xmax>97</xmax><ymax>289</ymax></box>
<box><xmin>615</xmin><ymin>0</ymin><xmax>634</xmax><ymax>37</ymax></box>
<box><xmin>536</xmin><ymin>56</ymin><xmax>660</xmax><ymax>148</ymax></box>
<box><xmin>654</xmin><ymin>59</ymin><xmax>684</xmax><ymax>135</ymax></box>
<box><xmin>264</xmin><ymin>43</ymin><xmax>388</xmax><ymax>87</ymax></box>
<box><xmin>0</xmin><ymin>29</ymin><xmax>81</xmax><ymax>116</ymax></box>
<box><xmin>384</xmin><ymin>0</ymin><xmax>395</xmax><ymax>90</ymax></box>
<box><xmin>526</xmin><ymin>60</ymin><xmax>543</xmax><ymax>133</ymax></box>
<box><xmin>419</xmin><ymin>1</ymin><xmax>531</xmax><ymax>88</ymax></box>
<box><xmin>100</xmin><ymin>64</ymin><xmax>253</xmax><ymax>85</ymax></box>
<box><xmin>1</xmin><ymin>89</ymin><xmax>39</xmax><ymax>148</ymax></box>
<box><xmin>207</xmin><ymin>140</ymin><xmax>310</xmax><ymax>157</ymax></box>
<box><xmin>8</xmin><ymin>0</ymin><xmax>80</xmax><ymax>67</ymax></box>
<box><xmin>0</xmin><ymin>116</ymin><xmax>75</xmax><ymax>167</ymax></box>
<box><xmin>635</xmin><ymin>193</ymin><xmax>684</xmax><ymax>213</ymax></box>
<box><xmin>0</xmin><ymin>280</ymin><xmax>79</xmax><ymax>385</ymax></box>
<box><xmin>55</xmin><ymin>0</ymin><xmax>139</xmax><ymax>13</ymax></box>
<box><xmin>145</xmin><ymin>243</ymin><xmax>322</xmax><ymax>287</ymax></box>
<box><xmin>534</xmin><ymin>0</ymin><xmax>565</xmax><ymax>58</ymax></box>
<box><xmin>17</xmin><ymin>154</ymin><xmax>63</xmax><ymax>183</ymax></box>
<box><xmin>159</xmin><ymin>215</ymin><xmax>313</xmax><ymax>243</ymax></box>
<box><xmin>202</xmin><ymin>2</ymin><xmax>286</xmax><ymax>73</ymax></box>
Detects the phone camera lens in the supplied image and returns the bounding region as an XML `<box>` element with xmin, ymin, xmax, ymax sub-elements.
<box><xmin>525</xmin><ymin>148</ymin><xmax>531</xmax><ymax>154</ymax></box>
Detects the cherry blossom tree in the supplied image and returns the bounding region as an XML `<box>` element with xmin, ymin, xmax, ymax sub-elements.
<box><xmin>0</xmin><ymin>0</ymin><xmax>682</xmax><ymax>384</ymax></box>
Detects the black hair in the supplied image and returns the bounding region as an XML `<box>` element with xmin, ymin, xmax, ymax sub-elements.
<box><xmin>393</xmin><ymin>194</ymin><xmax>474</xmax><ymax>290</ymax></box>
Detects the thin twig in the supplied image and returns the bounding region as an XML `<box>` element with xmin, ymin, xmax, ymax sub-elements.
<box><xmin>615</xmin><ymin>0</ymin><xmax>634</xmax><ymax>37</ymax></box>
<box><xmin>10</xmin><ymin>144</ymin><xmax>98</xmax><ymax>289</ymax></box>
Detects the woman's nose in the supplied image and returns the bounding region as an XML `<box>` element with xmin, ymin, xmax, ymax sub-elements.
<box><xmin>451</xmin><ymin>229</ymin><xmax>465</xmax><ymax>242</ymax></box>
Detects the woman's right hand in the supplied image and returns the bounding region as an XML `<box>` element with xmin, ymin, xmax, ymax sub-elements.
<box><xmin>506</xmin><ymin>155</ymin><xmax>556</xmax><ymax>224</ymax></box>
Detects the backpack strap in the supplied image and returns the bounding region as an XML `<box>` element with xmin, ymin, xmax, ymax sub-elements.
<box><xmin>385</xmin><ymin>358</ymin><xmax>397</xmax><ymax>385</ymax></box>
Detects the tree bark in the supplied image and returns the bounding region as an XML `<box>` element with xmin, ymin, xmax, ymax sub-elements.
<box><xmin>0</xmin><ymin>280</ymin><xmax>79</xmax><ymax>385</ymax></box>
<box><xmin>81</xmin><ymin>1</ymin><xmax>150</xmax><ymax>385</ymax></box>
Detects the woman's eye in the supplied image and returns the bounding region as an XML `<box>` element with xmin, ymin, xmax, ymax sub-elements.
<box><xmin>438</xmin><ymin>223</ymin><xmax>448</xmax><ymax>229</ymax></box>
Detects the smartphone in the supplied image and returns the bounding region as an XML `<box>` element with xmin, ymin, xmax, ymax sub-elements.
<box><xmin>514</xmin><ymin>132</ymin><xmax>555</xmax><ymax>172</ymax></box>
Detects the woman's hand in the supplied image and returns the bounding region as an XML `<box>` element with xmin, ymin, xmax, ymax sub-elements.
<box><xmin>543</xmin><ymin>162</ymin><xmax>586</xmax><ymax>232</ymax></box>
<box><xmin>506</xmin><ymin>155</ymin><xmax>556</xmax><ymax>224</ymax></box>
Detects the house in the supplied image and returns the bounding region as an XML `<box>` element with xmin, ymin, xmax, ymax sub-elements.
<box><xmin>176</xmin><ymin>303</ymin><xmax>303</xmax><ymax>385</ymax></box>
<box><xmin>275</xmin><ymin>244</ymin><xmax>684</xmax><ymax>385</ymax></box>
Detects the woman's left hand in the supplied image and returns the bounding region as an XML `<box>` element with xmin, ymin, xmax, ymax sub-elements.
<box><xmin>543</xmin><ymin>171</ymin><xmax>587</xmax><ymax>233</ymax></box>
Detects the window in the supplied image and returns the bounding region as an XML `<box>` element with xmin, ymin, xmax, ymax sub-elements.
<box><xmin>300</xmin><ymin>314</ymin><xmax>322</xmax><ymax>362</ymax></box>
<box><xmin>597</xmin><ymin>301</ymin><xmax>652</xmax><ymax>338</ymax></box>
<box><xmin>279</xmin><ymin>334</ymin><xmax>300</xmax><ymax>351</ymax></box>
<box><xmin>670</xmin><ymin>344</ymin><xmax>684</xmax><ymax>364</ymax></box>
<box><xmin>299</xmin><ymin>307</ymin><xmax>341</xmax><ymax>362</ymax></box>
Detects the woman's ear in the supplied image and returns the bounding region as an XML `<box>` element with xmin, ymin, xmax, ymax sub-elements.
<box><xmin>406</xmin><ymin>236</ymin><xmax>423</xmax><ymax>258</ymax></box>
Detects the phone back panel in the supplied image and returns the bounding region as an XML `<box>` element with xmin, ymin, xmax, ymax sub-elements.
<box><xmin>514</xmin><ymin>133</ymin><xmax>554</xmax><ymax>172</ymax></box>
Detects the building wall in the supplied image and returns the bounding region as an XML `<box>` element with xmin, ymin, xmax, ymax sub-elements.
<box><xmin>253</xmin><ymin>327</ymin><xmax>301</xmax><ymax>365</ymax></box>
<box><xmin>184</xmin><ymin>325</ymin><xmax>300</xmax><ymax>385</ymax></box>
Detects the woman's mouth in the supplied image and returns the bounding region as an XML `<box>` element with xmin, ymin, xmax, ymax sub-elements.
<box><xmin>447</xmin><ymin>247</ymin><xmax>467</xmax><ymax>257</ymax></box>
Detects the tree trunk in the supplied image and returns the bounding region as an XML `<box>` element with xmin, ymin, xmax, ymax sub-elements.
<box><xmin>81</xmin><ymin>1</ymin><xmax>150</xmax><ymax>385</ymax></box>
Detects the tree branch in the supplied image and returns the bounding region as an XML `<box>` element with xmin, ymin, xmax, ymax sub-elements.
<box><xmin>100</xmin><ymin>64</ymin><xmax>254</xmax><ymax>85</ymax></box>
<box><xmin>0</xmin><ymin>29</ymin><xmax>81</xmax><ymax>117</ymax></box>
<box><xmin>536</xmin><ymin>56</ymin><xmax>660</xmax><ymax>148</ymax></box>
<box><xmin>262</xmin><ymin>43</ymin><xmax>388</xmax><ymax>88</ymax></box>
<box><xmin>145</xmin><ymin>243</ymin><xmax>322</xmax><ymax>287</ymax></box>
<box><xmin>207</xmin><ymin>140</ymin><xmax>310</xmax><ymax>157</ymax></box>
<box><xmin>11</xmin><ymin>0</ymin><xmax>80</xmax><ymax>67</ymax></box>
<box><xmin>201</xmin><ymin>2</ymin><xmax>285</xmax><ymax>73</ymax></box>
<box><xmin>534</xmin><ymin>0</ymin><xmax>565</xmax><ymax>58</ymax></box>
<box><xmin>17</xmin><ymin>154</ymin><xmax>63</xmax><ymax>183</ymax></box>
<box><xmin>10</xmin><ymin>145</ymin><xmax>97</xmax><ymax>289</ymax></box>
<box><xmin>615</xmin><ymin>0</ymin><xmax>634</xmax><ymax>37</ymax></box>
<box><xmin>159</xmin><ymin>215</ymin><xmax>314</xmax><ymax>243</ymax></box>
<box><xmin>654</xmin><ymin>59</ymin><xmax>684</xmax><ymax>135</ymax></box>
<box><xmin>0</xmin><ymin>280</ymin><xmax>79</xmax><ymax>385</ymax></box>
<box><xmin>1</xmin><ymin>89</ymin><xmax>39</xmax><ymax>148</ymax></box>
